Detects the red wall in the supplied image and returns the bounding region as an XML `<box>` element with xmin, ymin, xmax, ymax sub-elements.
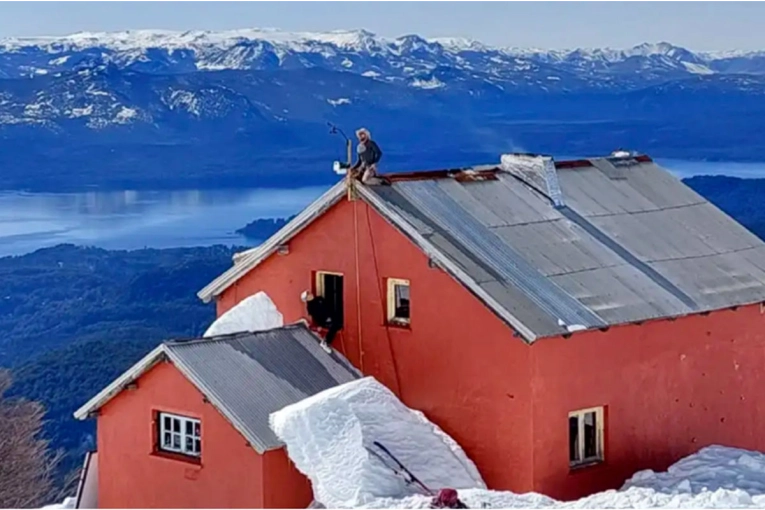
<box><xmin>218</xmin><ymin>199</ymin><xmax>535</xmax><ymax>493</ymax></box>
<box><xmin>263</xmin><ymin>449</ymin><xmax>314</xmax><ymax>508</ymax></box>
<box><xmin>530</xmin><ymin>304</ymin><xmax>765</xmax><ymax>500</ymax></box>
<box><xmin>217</xmin><ymin>196</ymin><xmax>765</xmax><ymax>501</ymax></box>
<box><xmin>97</xmin><ymin>361</ymin><xmax>266</xmax><ymax>508</ymax></box>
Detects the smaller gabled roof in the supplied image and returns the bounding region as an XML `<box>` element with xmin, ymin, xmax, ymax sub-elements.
<box><xmin>74</xmin><ymin>324</ymin><xmax>361</xmax><ymax>453</ymax></box>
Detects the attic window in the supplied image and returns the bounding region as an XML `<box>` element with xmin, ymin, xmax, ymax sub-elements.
<box><xmin>569</xmin><ymin>407</ymin><xmax>604</xmax><ymax>468</ymax></box>
<box><xmin>158</xmin><ymin>412</ymin><xmax>201</xmax><ymax>458</ymax></box>
<box><xmin>386</xmin><ymin>278</ymin><xmax>410</xmax><ymax>326</ymax></box>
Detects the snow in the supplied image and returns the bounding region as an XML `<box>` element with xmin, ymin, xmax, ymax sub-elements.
<box><xmin>410</xmin><ymin>77</ymin><xmax>445</xmax><ymax>90</ymax></box>
<box><xmin>269</xmin><ymin>371</ymin><xmax>765</xmax><ymax>509</ymax></box>
<box><xmin>41</xmin><ymin>497</ymin><xmax>75</xmax><ymax>509</ymax></box>
<box><xmin>269</xmin><ymin>377</ymin><xmax>485</xmax><ymax>508</ymax></box>
<box><xmin>327</xmin><ymin>98</ymin><xmax>351</xmax><ymax>106</ymax></box>
<box><xmin>203</xmin><ymin>291</ymin><xmax>283</xmax><ymax>337</ymax></box>
<box><xmin>356</xmin><ymin>446</ymin><xmax>765</xmax><ymax>508</ymax></box>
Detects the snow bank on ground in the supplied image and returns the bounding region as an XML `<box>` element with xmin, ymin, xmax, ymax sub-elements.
<box><xmin>203</xmin><ymin>291</ymin><xmax>283</xmax><ymax>337</ymax></box>
<box><xmin>41</xmin><ymin>497</ymin><xmax>75</xmax><ymax>509</ymax></box>
<box><xmin>270</xmin><ymin>376</ymin><xmax>485</xmax><ymax>508</ymax></box>
<box><xmin>360</xmin><ymin>445</ymin><xmax>765</xmax><ymax>508</ymax></box>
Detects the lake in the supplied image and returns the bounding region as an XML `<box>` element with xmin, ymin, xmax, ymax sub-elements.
<box><xmin>1</xmin><ymin>159</ymin><xmax>763</xmax><ymax>257</ymax></box>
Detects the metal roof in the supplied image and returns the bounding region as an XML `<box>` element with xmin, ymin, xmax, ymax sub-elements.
<box><xmin>364</xmin><ymin>155</ymin><xmax>765</xmax><ymax>340</ymax></box>
<box><xmin>74</xmin><ymin>324</ymin><xmax>361</xmax><ymax>453</ymax></box>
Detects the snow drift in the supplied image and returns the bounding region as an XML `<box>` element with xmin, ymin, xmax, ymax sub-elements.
<box><xmin>360</xmin><ymin>445</ymin><xmax>765</xmax><ymax>508</ymax></box>
<box><xmin>269</xmin><ymin>376</ymin><xmax>485</xmax><ymax>508</ymax></box>
<box><xmin>203</xmin><ymin>291</ymin><xmax>283</xmax><ymax>337</ymax></box>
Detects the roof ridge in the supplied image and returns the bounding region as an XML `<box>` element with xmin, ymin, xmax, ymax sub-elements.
<box><xmin>165</xmin><ymin>323</ymin><xmax>308</xmax><ymax>346</ymax></box>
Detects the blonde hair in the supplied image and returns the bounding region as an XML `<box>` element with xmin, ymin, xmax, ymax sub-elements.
<box><xmin>356</xmin><ymin>128</ymin><xmax>371</xmax><ymax>139</ymax></box>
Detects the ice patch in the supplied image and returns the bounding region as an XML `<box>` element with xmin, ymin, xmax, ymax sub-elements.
<box><xmin>203</xmin><ymin>291</ymin><xmax>283</xmax><ymax>337</ymax></box>
<box><xmin>270</xmin><ymin>376</ymin><xmax>485</xmax><ymax>508</ymax></box>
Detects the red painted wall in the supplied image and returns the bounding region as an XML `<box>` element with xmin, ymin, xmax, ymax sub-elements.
<box><xmin>218</xmin><ymin>199</ymin><xmax>535</xmax><ymax>493</ymax></box>
<box><xmin>530</xmin><ymin>304</ymin><xmax>765</xmax><ymax>500</ymax></box>
<box><xmin>263</xmin><ymin>449</ymin><xmax>314</xmax><ymax>508</ymax></box>
<box><xmin>217</xmin><ymin>196</ymin><xmax>765</xmax><ymax>501</ymax></box>
<box><xmin>97</xmin><ymin>361</ymin><xmax>267</xmax><ymax>508</ymax></box>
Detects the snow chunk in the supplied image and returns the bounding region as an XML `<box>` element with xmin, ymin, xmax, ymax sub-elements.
<box><xmin>362</xmin><ymin>70</ymin><xmax>381</xmax><ymax>78</ymax></box>
<box><xmin>41</xmin><ymin>497</ymin><xmax>75</xmax><ymax>509</ymax></box>
<box><xmin>341</xmin><ymin>58</ymin><xmax>353</xmax><ymax>68</ymax></box>
<box><xmin>203</xmin><ymin>291</ymin><xmax>283</xmax><ymax>337</ymax></box>
<box><xmin>327</xmin><ymin>97</ymin><xmax>351</xmax><ymax>106</ymax></box>
<box><xmin>114</xmin><ymin>106</ymin><xmax>138</xmax><ymax>123</ymax></box>
<box><xmin>270</xmin><ymin>377</ymin><xmax>485</xmax><ymax>508</ymax></box>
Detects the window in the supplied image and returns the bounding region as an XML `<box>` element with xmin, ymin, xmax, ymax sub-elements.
<box><xmin>569</xmin><ymin>407</ymin><xmax>604</xmax><ymax>468</ymax></box>
<box><xmin>158</xmin><ymin>412</ymin><xmax>201</xmax><ymax>458</ymax></box>
<box><xmin>386</xmin><ymin>278</ymin><xmax>410</xmax><ymax>326</ymax></box>
<box><xmin>315</xmin><ymin>271</ymin><xmax>344</xmax><ymax>327</ymax></box>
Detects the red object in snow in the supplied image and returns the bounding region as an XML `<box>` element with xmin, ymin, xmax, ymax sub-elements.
<box><xmin>430</xmin><ymin>488</ymin><xmax>467</xmax><ymax>509</ymax></box>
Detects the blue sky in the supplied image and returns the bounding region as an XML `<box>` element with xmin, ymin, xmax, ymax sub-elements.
<box><xmin>0</xmin><ymin>2</ymin><xmax>763</xmax><ymax>51</ymax></box>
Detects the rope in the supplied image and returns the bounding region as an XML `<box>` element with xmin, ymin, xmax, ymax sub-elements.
<box><xmin>354</xmin><ymin>199</ymin><xmax>364</xmax><ymax>371</ymax></box>
<box><xmin>366</xmin><ymin>205</ymin><xmax>403</xmax><ymax>396</ymax></box>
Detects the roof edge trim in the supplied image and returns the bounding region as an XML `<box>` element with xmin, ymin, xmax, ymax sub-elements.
<box><xmin>197</xmin><ymin>180</ymin><xmax>348</xmax><ymax>303</ymax></box>
<box><xmin>73</xmin><ymin>344</ymin><xmax>167</xmax><ymax>420</ymax></box>
<box><xmin>356</xmin><ymin>185</ymin><xmax>538</xmax><ymax>343</ymax></box>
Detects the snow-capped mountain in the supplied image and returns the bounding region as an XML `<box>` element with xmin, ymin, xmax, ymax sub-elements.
<box><xmin>0</xmin><ymin>28</ymin><xmax>763</xmax><ymax>192</ymax></box>
<box><xmin>1</xmin><ymin>28</ymin><xmax>764</xmax><ymax>82</ymax></box>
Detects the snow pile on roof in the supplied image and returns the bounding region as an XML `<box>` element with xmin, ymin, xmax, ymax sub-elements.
<box><xmin>203</xmin><ymin>291</ymin><xmax>283</xmax><ymax>337</ymax></box>
<box><xmin>360</xmin><ymin>445</ymin><xmax>765</xmax><ymax>508</ymax></box>
<box><xmin>269</xmin><ymin>376</ymin><xmax>485</xmax><ymax>508</ymax></box>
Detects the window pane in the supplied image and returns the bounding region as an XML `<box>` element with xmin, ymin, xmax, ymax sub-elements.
<box><xmin>185</xmin><ymin>436</ymin><xmax>193</xmax><ymax>452</ymax></box>
<box><xmin>172</xmin><ymin>434</ymin><xmax>181</xmax><ymax>449</ymax></box>
<box><xmin>163</xmin><ymin>432</ymin><xmax>172</xmax><ymax>447</ymax></box>
<box><xmin>185</xmin><ymin>420</ymin><xmax>193</xmax><ymax>435</ymax></box>
<box><xmin>163</xmin><ymin>416</ymin><xmax>171</xmax><ymax>430</ymax></box>
<box><xmin>394</xmin><ymin>285</ymin><xmax>410</xmax><ymax>319</ymax></box>
<box><xmin>194</xmin><ymin>439</ymin><xmax>201</xmax><ymax>454</ymax></box>
<box><xmin>172</xmin><ymin>418</ymin><xmax>180</xmax><ymax>433</ymax></box>
<box><xmin>569</xmin><ymin>416</ymin><xmax>580</xmax><ymax>462</ymax></box>
<box><xmin>583</xmin><ymin>412</ymin><xmax>598</xmax><ymax>459</ymax></box>
<box><xmin>194</xmin><ymin>422</ymin><xmax>201</xmax><ymax>437</ymax></box>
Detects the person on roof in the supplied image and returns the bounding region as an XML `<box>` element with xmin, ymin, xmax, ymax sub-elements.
<box><xmin>300</xmin><ymin>290</ymin><xmax>341</xmax><ymax>351</ymax></box>
<box><xmin>350</xmin><ymin>127</ymin><xmax>383</xmax><ymax>185</ymax></box>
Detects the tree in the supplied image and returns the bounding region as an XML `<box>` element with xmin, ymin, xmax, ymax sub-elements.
<box><xmin>0</xmin><ymin>369</ymin><xmax>67</xmax><ymax>508</ymax></box>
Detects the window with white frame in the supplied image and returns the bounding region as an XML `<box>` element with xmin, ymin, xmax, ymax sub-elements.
<box><xmin>386</xmin><ymin>278</ymin><xmax>410</xmax><ymax>325</ymax></box>
<box><xmin>158</xmin><ymin>412</ymin><xmax>201</xmax><ymax>457</ymax></box>
<box><xmin>569</xmin><ymin>407</ymin><xmax>604</xmax><ymax>467</ymax></box>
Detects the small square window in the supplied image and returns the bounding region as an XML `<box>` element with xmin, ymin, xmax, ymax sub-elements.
<box><xmin>568</xmin><ymin>407</ymin><xmax>604</xmax><ymax>468</ymax></box>
<box><xmin>157</xmin><ymin>412</ymin><xmax>201</xmax><ymax>459</ymax></box>
<box><xmin>386</xmin><ymin>278</ymin><xmax>410</xmax><ymax>326</ymax></box>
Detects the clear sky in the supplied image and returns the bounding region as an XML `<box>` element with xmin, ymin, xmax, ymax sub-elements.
<box><xmin>0</xmin><ymin>1</ymin><xmax>763</xmax><ymax>52</ymax></box>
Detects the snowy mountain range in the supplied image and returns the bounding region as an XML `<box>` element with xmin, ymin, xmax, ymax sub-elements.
<box><xmin>0</xmin><ymin>28</ymin><xmax>764</xmax><ymax>191</ymax></box>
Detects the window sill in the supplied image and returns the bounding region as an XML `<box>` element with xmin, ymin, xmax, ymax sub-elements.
<box><xmin>386</xmin><ymin>320</ymin><xmax>411</xmax><ymax>331</ymax></box>
<box><xmin>569</xmin><ymin>459</ymin><xmax>604</xmax><ymax>472</ymax></box>
<box><xmin>151</xmin><ymin>450</ymin><xmax>202</xmax><ymax>466</ymax></box>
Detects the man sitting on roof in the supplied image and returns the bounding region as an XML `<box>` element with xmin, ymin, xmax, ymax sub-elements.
<box><xmin>300</xmin><ymin>290</ymin><xmax>341</xmax><ymax>351</ymax></box>
<box><xmin>350</xmin><ymin>127</ymin><xmax>383</xmax><ymax>185</ymax></box>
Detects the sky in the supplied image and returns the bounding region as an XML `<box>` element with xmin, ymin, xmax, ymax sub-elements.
<box><xmin>0</xmin><ymin>2</ymin><xmax>763</xmax><ymax>52</ymax></box>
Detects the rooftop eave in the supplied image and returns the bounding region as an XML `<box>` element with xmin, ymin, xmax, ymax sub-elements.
<box><xmin>197</xmin><ymin>180</ymin><xmax>348</xmax><ymax>304</ymax></box>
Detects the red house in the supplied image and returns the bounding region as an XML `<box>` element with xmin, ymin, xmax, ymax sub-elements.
<box><xmin>198</xmin><ymin>152</ymin><xmax>765</xmax><ymax>500</ymax></box>
<box><xmin>78</xmin><ymin>151</ymin><xmax>765</xmax><ymax>507</ymax></box>
<box><xmin>73</xmin><ymin>325</ymin><xmax>360</xmax><ymax>508</ymax></box>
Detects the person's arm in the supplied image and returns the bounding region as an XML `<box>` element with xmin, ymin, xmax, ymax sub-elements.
<box><xmin>369</xmin><ymin>141</ymin><xmax>382</xmax><ymax>164</ymax></box>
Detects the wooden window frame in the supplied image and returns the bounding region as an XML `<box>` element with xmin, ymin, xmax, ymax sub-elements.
<box><xmin>568</xmin><ymin>406</ymin><xmax>605</xmax><ymax>469</ymax></box>
<box><xmin>156</xmin><ymin>411</ymin><xmax>201</xmax><ymax>460</ymax></box>
<box><xmin>315</xmin><ymin>271</ymin><xmax>343</xmax><ymax>297</ymax></box>
<box><xmin>386</xmin><ymin>278</ymin><xmax>411</xmax><ymax>327</ymax></box>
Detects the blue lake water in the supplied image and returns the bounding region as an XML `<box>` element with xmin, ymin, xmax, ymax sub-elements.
<box><xmin>0</xmin><ymin>159</ymin><xmax>763</xmax><ymax>257</ymax></box>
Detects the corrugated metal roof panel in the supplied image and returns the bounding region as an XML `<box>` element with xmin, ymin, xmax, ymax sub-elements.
<box><xmin>166</xmin><ymin>325</ymin><xmax>360</xmax><ymax>453</ymax></box>
<box><xmin>393</xmin><ymin>179</ymin><xmax>606</xmax><ymax>329</ymax></box>
<box><xmin>365</xmin><ymin>158</ymin><xmax>765</xmax><ymax>340</ymax></box>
